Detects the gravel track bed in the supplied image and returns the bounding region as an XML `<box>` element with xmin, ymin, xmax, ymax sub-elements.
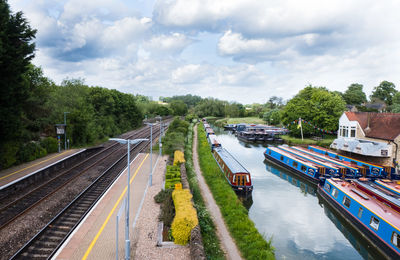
<box><xmin>0</xmin><ymin>127</ymin><xmax>147</xmax><ymax>260</ymax></box>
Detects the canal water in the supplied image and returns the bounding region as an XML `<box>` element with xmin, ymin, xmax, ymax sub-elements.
<box><xmin>211</xmin><ymin>126</ymin><xmax>380</xmax><ymax>260</ymax></box>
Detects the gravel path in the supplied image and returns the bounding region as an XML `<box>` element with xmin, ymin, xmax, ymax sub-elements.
<box><xmin>193</xmin><ymin>124</ymin><xmax>243</xmax><ymax>260</ymax></box>
<box><xmin>132</xmin><ymin>155</ymin><xmax>190</xmax><ymax>259</ymax></box>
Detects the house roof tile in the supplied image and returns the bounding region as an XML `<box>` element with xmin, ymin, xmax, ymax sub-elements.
<box><xmin>345</xmin><ymin>112</ymin><xmax>400</xmax><ymax>140</ymax></box>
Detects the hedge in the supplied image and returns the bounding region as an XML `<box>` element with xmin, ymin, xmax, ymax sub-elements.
<box><xmin>171</xmin><ymin>188</ymin><xmax>199</xmax><ymax>245</ymax></box>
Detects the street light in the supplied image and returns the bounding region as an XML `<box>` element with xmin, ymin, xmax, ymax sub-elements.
<box><xmin>155</xmin><ymin>116</ymin><xmax>162</xmax><ymax>157</ymax></box>
<box><xmin>64</xmin><ymin>112</ymin><xmax>70</xmax><ymax>150</ymax></box>
<box><xmin>145</xmin><ymin>122</ymin><xmax>157</xmax><ymax>186</ymax></box>
<box><xmin>109</xmin><ymin>138</ymin><xmax>148</xmax><ymax>260</ymax></box>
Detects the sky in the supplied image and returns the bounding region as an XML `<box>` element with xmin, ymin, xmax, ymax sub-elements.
<box><xmin>8</xmin><ymin>0</ymin><xmax>400</xmax><ymax>104</ymax></box>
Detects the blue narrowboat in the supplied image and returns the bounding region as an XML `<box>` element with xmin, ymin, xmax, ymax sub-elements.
<box><xmin>207</xmin><ymin>134</ymin><xmax>221</xmax><ymax>150</ymax></box>
<box><xmin>276</xmin><ymin>145</ymin><xmax>341</xmax><ymax>178</ymax></box>
<box><xmin>290</xmin><ymin>146</ymin><xmax>363</xmax><ymax>178</ymax></box>
<box><xmin>319</xmin><ymin>178</ymin><xmax>400</xmax><ymax>258</ymax></box>
<box><xmin>205</xmin><ymin>127</ymin><xmax>215</xmax><ymax>137</ymax></box>
<box><xmin>213</xmin><ymin>147</ymin><xmax>253</xmax><ymax>195</ymax></box>
<box><xmin>309</xmin><ymin>145</ymin><xmax>394</xmax><ymax>178</ymax></box>
<box><xmin>264</xmin><ymin>146</ymin><xmax>322</xmax><ymax>184</ymax></box>
<box><xmin>374</xmin><ymin>179</ymin><xmax>400</xmax><ymax>196</ymax></box>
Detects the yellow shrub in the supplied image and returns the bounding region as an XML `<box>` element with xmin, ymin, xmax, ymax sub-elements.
<box><xmin>171</xmin><ymin>189</ymin><xmax>198</xmax><ymax>245</ymax></box>
<box><xmin>175</xmin><ymin>183</ymin><xmax>182</xmax><ymax>190</ymax></box>
<box><xmin>173</xmin><ymin>150</ymin><xmax>185</xmax><ymax>165</ymax></box>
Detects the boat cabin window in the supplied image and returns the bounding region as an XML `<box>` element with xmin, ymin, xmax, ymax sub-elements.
<box><xmin>324</xmin><ymin>183</ymin><xmax>331</xmax><ymax>192</ymax></box>
<box><xmin>358</xmin><ymin>207</ymin><xmax>363</xmax><ymax>218</ymax></box>
<box><xmin>391</xmin><ymin>232</ymin><xmax>400</xmax><ymax>249</ymax></box>
<box><xmin>332</xmin><ymin>188</ymin><xmax>338</xmax><ymax>199</ymax></box>
<box><xmin>232</xmin><ymin>175</ymin><xmax>236</xmax><ymax>183</ymax></box>
<box><xmin>246</xmin><ymin>175</ymin><xmax>249</xmax><ymax>183</ymax></box>
<box><xmin>301</xmin><ymin>165</ymin><xmax>307</xmax><ymax>172</ymax></box>
<box><xmin>280</xmin><ymin>155</ymin><xmax>284</xmax><ymax>161</ymax></box>
<box><xmin>292</xmin><ymin>161</ymin><xmax>298</xmax><ymax>168</ymax></box>
<box><xmin>268</xmin><ymin>150</ymin><xmax>271</xmax><ymax>155</ymax></box>
<box><xmin>369</xmin><ymin>216</ymin><xmax>380</xmax><ymax>231</ymax></box>
<box><xmin>343</xmin><ymin>196</ymin><xmax>351</xmax><ymax>208</ymax></box>
<box><xmin>325</xmin><ymin>152</ymin><xmax>328</xmax><ymax>156</ymax></box>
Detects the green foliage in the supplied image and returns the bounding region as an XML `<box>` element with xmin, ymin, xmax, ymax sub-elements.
<box><xmin>370</xmin><ymin>81</ymin><xmax>398</xmax><ymax>106</ymax></box>
<box><xmin>162</xmin><ymin>118</ymin><xmax>189</xmax><ymax>156</ymax></box>
<box><xmin>0</xmin><ymin>1</ymin><xmax>37</xmax><ymax>145</ymax></box>
<box><xmin>161</xmin><ymin>94</ymin><xmax>202</xmax><ymax>108</ymax></box>
<box><xmin>154</xmin><ymin>189</ymin><xmax>175</xmax><ymax>228</ymax></box>
<box><xmin>0</xmin><ymin>141</ymin><xmax>20</xmax><ymax>169</ymax></box>
<box><xmin>18</xmin><ymin>142</ymin><xmax>47</xmax><ymax>163</ymax></box>
<box><xmin>165</xmin><ymin>165</ymin><xmax>181</xmax><ymax>189</ymax></box>
<box><xmin>40</xmin><ymin>137</ymin><xmax>58</xmax><ymax>153</ymax></box>
<box><xmin>342</xmin><ymin>83</ymin><xmax>367</xmax><ymax>105</ymax></box>
<box><xmin>170</xmin><ymin>100</ymin><xmax>188</xmax><ymax>116</ymax></box>
<box><xmin>194</xmin><ymin>98</ymin><xmax>226</xmax><ymax>118</ymax></box>
<box><xmin>263</xmin><ymin>109</ymin><xmax>281</xmax><ymax>125</ymax></box>
<box><xmin>281</xmin><ymin>85</ymin><xmax>345</xmax><ymax>137</ymax></box>
<box><xmin>225</xmin><ymin>102</ymin><xmax>245</xmax><ymax>118</ymax></box>
<box><xmin>281</xmin><ymin>135</ymin><xmax>335</xmax><ymax>148</ymax></box>
<box><xmin>184</xmin><ymin>123</ymin><xmax>225</xmax><ymax>259</ymax></box>
<box><xmin>197</xmin><ymin>127</ymin><xmax>275</xmax><ymax>259</ymax></box>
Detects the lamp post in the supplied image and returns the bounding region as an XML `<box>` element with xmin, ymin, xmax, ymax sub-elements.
<box><xmin>145</xmin><ymin>122</ymin><xmax>157</xmax><ymax>186</ymax></box>
<box><xmin>64</xmin><ymin>112</ymin><xmax>70</xmax><ymax>150</ymax></box>
<box><xmin>156</xmin><ymin>116</ymin><xmax>162</xmax><ymax>157</ymax></box>
<box><xmin>109</xmin><ymin>138</ymin><xmax>148</xmax><ymax>260</ymax></box>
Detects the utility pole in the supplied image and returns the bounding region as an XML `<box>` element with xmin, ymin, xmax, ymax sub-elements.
<box><xmin>145</xmin><ymin>122</ymin><xmax>156</xmax><ymax>186</ymax></box>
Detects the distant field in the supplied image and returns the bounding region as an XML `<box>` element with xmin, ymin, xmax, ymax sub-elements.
<box><xmin>281</xmin><ymin>135</ymin><xmax>335</xmax><ymax>148</ymax></box>
<box><xmin>214</xmin><ymin>117</ymin><xmax>265</xmax><ymax>126</ymax></box>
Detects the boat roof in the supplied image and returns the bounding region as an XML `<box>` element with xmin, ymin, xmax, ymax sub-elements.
<box><xmin>292</xmin><ymin>146</ymin><xmax>358</xmax><ymax>170</ymax></box>
<box><xmin>208</xmin><ymin>134</ymin><xmax>220</xmax><ymax>143</ymax></box>
<box><xmin>278</xmin><ymin>146</ymin><xmax>340</xmax><ymax>169</ymax></box>
<box><xmin>326</xmin><ymin>178</ymin><xmax>400</xmax><ymax>229</ymax></box>
<box><xmin>355</xmin><ymin>180</ymin><xmax>400</xmax><ymax>208</ymax></box>
<box><xmin>268</xmin><ymin>146</ymin><xmax>320</xmax><ymax>169</ymax></box>
<box><xmin>214</xmin><ymin>147</ymin><xmax>249</xmax><ymax>174</ymax></box>
<box><xmin>309</xmin><ymin>145</ymin><xmax>384</xmax><ymax>169</ymax></box>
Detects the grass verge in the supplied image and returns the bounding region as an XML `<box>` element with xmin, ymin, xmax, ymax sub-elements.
<box><xmin>214</xmin><ymin>117</ymin><xmax>265</xmax><ymax>127</ymax></box>
<box><xmin>185</xmin><ymin>122</ymin><xmax>225</xmax><ymax>259</ymax></box>
<box><xmin>196</xmin><ymin>125</ymin><xmax>275</xmax><ymax>260</ymax></box>
<box><xmin>281</xmin><ymin>135</ymin><xmax>335</xmax><ymax>148</ymax></box>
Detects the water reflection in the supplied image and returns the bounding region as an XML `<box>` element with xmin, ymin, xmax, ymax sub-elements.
<box><xmin>208</xmin><ymin>123</ymin><xmax>381</xmax><ymax>259</ymax></box>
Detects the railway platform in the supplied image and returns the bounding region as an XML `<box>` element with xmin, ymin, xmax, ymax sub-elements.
<box><xmin>53</xmin><ymin>152</ymin><xmax>189</xmax><ymax>260</ymax></box>
<box><xmin>0</xmin><ymin>149</ymin><xmax>83</xmax><ymax>188</ymax></box>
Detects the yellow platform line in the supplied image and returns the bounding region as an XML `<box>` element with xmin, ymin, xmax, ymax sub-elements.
<box><xmin>82</xmin><ymin>153</ymin><xmax>149</xmax><ymax>260</ymax></box>
<box><xmin>0</xmin><ymin>151</ymin><xmax>70</xmax><ymax>181</ymax></box>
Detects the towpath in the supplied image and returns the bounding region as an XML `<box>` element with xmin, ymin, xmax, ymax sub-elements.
<box><xmin>193</xmin><ymin>124</ymin><xmax>243</xmax><ymax>260</ymax></box>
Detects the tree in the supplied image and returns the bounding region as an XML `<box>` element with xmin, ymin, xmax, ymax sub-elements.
<box><xmin>281</xmin><ymin>86</ymin><xmax>346</xmax><ymax>137</ymax></box>
<box><xmin>263</xmin><ymin>109</ymin><xmax>281</xmax><ymax>125</ymax></box>
<box><xmin>0</xmin><ymin>0</ymin><xmax>37</xmax><ymax>144</ymax></box>
<box><xmin>370</xmin><ymin>81</ymin><xmax>398</xmax><ymax>106</ymax></box>
<box><xmin>170</xmin><ymin>100</ymin><xmax>188</xmax><ymax>116</ymax></box>
<box><xmin>342</xmin><ymin>83</ymin><xmax>367</xmax><ymax>105</ymax></box>
<box><xmin>266</xmin><ymin>96</ymin><xmax>284</xmax><ymax>109</ymax></box>
<box><xmin>391</xmin><ymin>92</ymin><xmax>400</xmax><ymax>113</ymax></box>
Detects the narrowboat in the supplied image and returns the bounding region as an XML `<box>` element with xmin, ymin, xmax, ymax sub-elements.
<box><xmin>309</xmin><ymin>145</ymin><xmax>395</xmax><ymax>178</ymax></box>
<box><xmin>319</xmin><ymin>178</ymin><xmax>400</xmax><ymax>258</ymax></box>
<box><xmin>289</xmin><ymin>146</ymin><xmax>363</xmax><ymax>178</ymax></box>
<box><xmin>264</xmin><ymin>146</ymin><xmax>322</xmax><ymax>184</ymax></box>
<box><xmin>203</xmin><ymin>123</ymin><xmax>210</xmax><ymax>129</ymax></box>
<box><xmin>237</xmin><ymin>131</ymin><xmax>255</xmax><ymax>142</ymax></box>
<box><xmin>212</xmin><ymin>147</ymin><xmax>253</xmax><ymax>195</ymax></box>
<box><xmin>374</xmin><ymin>179</ymin><xmax>400</xmax><ymax>196</ymax></box>
<box><xmin>234</xmin><ymin>123</ymin><xmax>247</xmax><ymax>133</ymax></box>
<box><xmin>205</xmin><ymin>127</ymin><xmax>215</xmax><ymax>137</ymax></box>
<box><xmin>207</xmin><ymin>134</ymin><xmax>221</xmax><ymax>150</ymax></box>
<box><xmin>277</xmin><ymin>145</ymin><xmax>341</xmax><ymax>178</ymax></box>
<box><xmin>224</xmin><ymin>124</ymin><xmax>236</xmax><ymax>130</ymax></box>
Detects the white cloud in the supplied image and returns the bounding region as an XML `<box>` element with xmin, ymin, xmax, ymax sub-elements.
<box><xmin>144</xmin><ymin>33</ymin><xmax>193</xmax><ymax>56</ymax></box>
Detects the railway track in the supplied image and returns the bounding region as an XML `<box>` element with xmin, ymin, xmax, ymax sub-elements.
<box><xmin>10</xmin><ymin>122</ymin><xmax>168</xmax><ymax>259</ymax></box>
<box><xmin>0</xmin><ymin>126</ymin><xmax>151</xmax><ymax>230</ymax></box>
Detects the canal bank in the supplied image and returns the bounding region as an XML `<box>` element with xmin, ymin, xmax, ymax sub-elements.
<box><xmin>212</xmin><ymin>125</ymin><xmax>381</xmax><ymax>260</ymax></box>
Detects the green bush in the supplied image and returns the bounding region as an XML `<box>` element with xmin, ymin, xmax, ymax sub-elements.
<box><xmin>18</xmin><ymin>142</ymin><xmax>47</xmax><ymax>163</ymax></box>
<box><xmin>154</xmin><ymin>189</ymin><xmax>175</xmax><ymax>228</ymax></box>
<box><xmin>40</xmin><ymin>137</ymin><xmax>58</xmax><ymax>153</ymax></box>
<box><xmin>0</xmin><ymin>141</ymin><xmax>20</xmax><ymax>169</ymax></box>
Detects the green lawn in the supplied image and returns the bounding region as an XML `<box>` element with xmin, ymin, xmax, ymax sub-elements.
<box><xmin>214</xmin><ymin>117</ymin><xmax>265</xmax><ymax>127</ymax></box>
<box><xmin>281</xmin><ymin>135</ymin><xmax>335</xmax><ymax>148</ymax></box>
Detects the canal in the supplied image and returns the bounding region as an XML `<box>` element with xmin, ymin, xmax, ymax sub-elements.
<box><xmin>211</xmin><ymin>126</ymin><xmax>381</xmax><ymax>260</ymax></box>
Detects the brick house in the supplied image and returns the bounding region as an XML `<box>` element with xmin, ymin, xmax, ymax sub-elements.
<box><xmin>331</xmin><ymin>112</ymin><xmax>400</xmax><ymax>171</ymax></box>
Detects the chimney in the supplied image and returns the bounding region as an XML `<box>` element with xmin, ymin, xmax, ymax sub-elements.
<box><xmin>365</xmin><ymin>112</ymin><xmax>371</xmax><ymax>133</ymax></box>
